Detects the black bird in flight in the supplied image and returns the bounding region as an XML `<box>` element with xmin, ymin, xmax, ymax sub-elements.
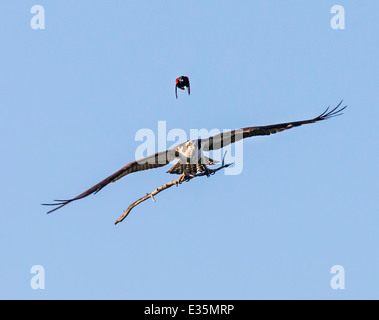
<box><xmin>175</xmin><ymin>76</ymin><xmax>190</xmax><ymax>99</ymax></box>
<box><xmin>43</xmin><ymin>101</ymin><xmax>346</xmax><ymax>214</ymax></box>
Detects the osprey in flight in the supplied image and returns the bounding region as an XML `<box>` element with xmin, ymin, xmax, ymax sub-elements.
<box><xmin>43</xmin><ymin>101</ymin><xmax>346</xmax><ymax>214</ymax></box>
<box><xmin>175</xmin><ymin>76</ymin><xmax>190</xmax><ymax>99</ymax></box>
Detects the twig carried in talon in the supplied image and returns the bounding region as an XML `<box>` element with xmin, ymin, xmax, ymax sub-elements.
<box><xmin>113</xmin><ymin>166</ymin><xmax>232</xmax><ymax>224</ymax></box>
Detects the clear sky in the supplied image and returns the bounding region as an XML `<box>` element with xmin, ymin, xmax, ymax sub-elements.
<box><xmin>0</xmin><ymin>1</ymin><xmax>378</xmax><ymax>299</ymax></box>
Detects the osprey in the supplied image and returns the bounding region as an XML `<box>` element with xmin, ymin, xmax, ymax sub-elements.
<box><xmin>43</xmin><ymin>102</ymin><xmax>346</xmax><ymax>214</ymax></box>
<box><xmin>175</xmin><ymin>76</ymin><xmax>190</xmax><ymax>99</ymax></box>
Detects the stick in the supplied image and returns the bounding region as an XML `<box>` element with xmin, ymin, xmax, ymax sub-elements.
<box><xmin>114</xmin><ymin>161</ymin><xmax>232</xmax><ymax>225</ymax></box>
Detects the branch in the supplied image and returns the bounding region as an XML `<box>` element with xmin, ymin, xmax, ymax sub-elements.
<box><xmin>114</xmin><ymin>161</ymin><xmax>232</xmax><ymax>225</ymax></box>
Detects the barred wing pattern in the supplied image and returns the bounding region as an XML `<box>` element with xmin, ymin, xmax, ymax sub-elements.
<box><xmin>202</xmin><ymin>101</ymin><xmax>346</xmax><ymax>151</ymax></box>
<box><xmin>42</xmin><ymin>149</ymin><xmax>178</xmax><ymax>213</ymax></box>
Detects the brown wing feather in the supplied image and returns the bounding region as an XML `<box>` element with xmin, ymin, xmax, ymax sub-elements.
<box><xmin>203</xmin><ymin>101</ymin><xmax>346</xmax><ymax>151</ymax></box>
<box><xmin>42</xmin><ymin>149</ymin><xmax>178</xmax><ymax>213</ymax></box>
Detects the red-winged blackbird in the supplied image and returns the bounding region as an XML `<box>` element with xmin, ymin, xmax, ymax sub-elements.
<box><xmin>175</xmin><ymin>76</ymin><xmax>190</xmax><ymax>99</ymax></box>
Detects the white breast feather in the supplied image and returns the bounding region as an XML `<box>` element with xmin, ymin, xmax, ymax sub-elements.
<box><xmin>176</xmin><ymin>140</ymin><xmax>203</xmax><ymax>164</ymax></box>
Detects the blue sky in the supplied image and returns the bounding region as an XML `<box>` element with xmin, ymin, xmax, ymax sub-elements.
<box><xmin>0</xmin><ymin>1</ymin><xmax>378</xmax><ymax>299</ymax></box>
